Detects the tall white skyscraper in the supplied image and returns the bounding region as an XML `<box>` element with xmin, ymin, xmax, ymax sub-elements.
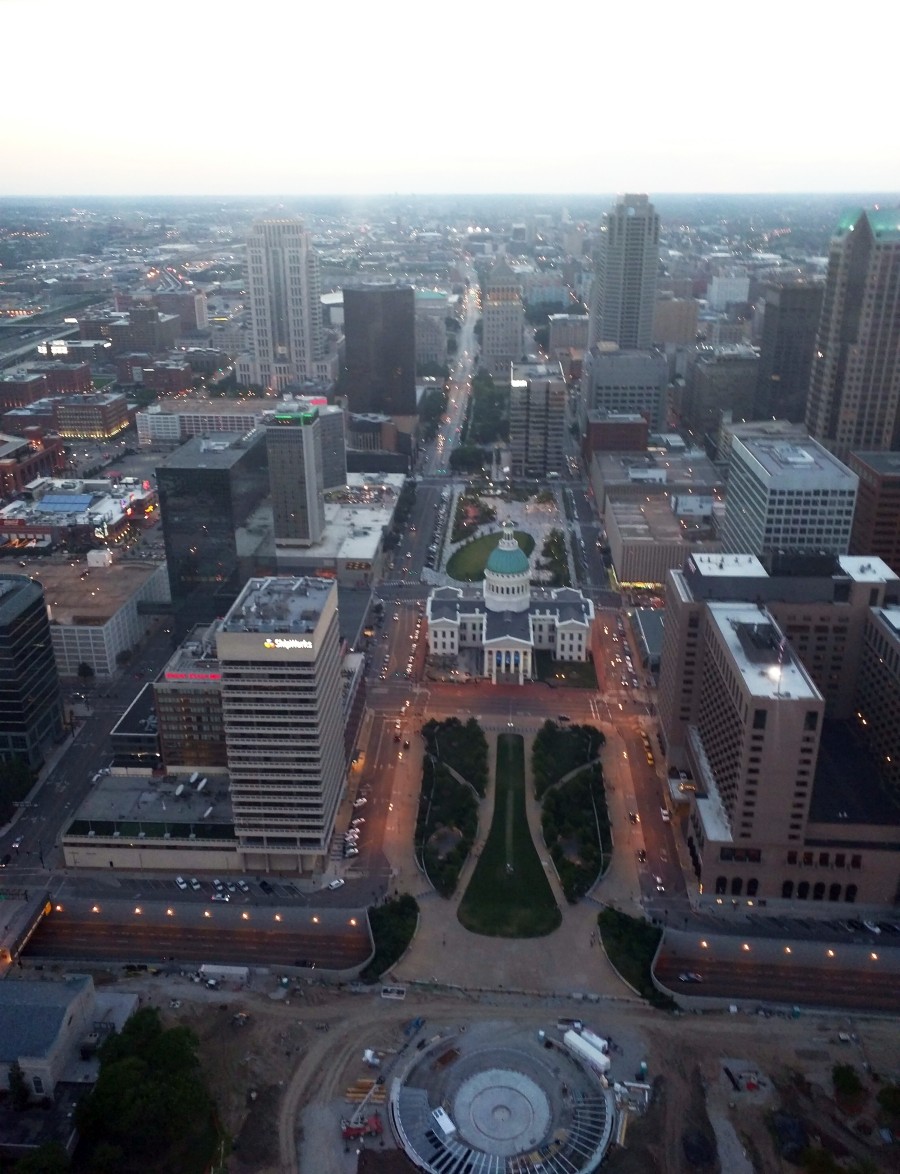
<box><xmin>217</xmin><ymin>576</ymin><xmax>344</xmax><ymax>873</ymax></box>
<box><xmin>481</xmin><ymin>256</ymin><xmax>525</xmax><ymax>376</ymax></box>
<box><xmin>588</xmin><ymin>194</ymin><xmax>659</xmax><ymax>350</ymax></box>
<box><xmin>246</xmin><ymin>218</ymin><xmax>324</xmax><ymax>391</ymax></box>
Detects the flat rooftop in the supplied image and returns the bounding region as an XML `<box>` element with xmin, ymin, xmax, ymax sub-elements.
<box><xmin>221</xmin><ymin>576</ymin><xmax>335</xmax><ymax>635</ymax></box>
<box><xmin>707</xmin><ymin>603</ymin><xmax>820</xmax><ymax>701</ymax></box>
<box><xmin>595</xmin><ymin>449</ymin><xmax>723</xmax><ymax>490</ymax></box>
<box><xmin>69</xmin><ymin>772</ymin><xmax>235</xmax><ymax>834</ymax></box>
<box><xmin>689</xmin><ymin>552</ymin><xmax>767</xmax><ymax>578</ymax></box>
<box><xmin>850</xmin><ymin>451</ymin><xmax>900</xmax><ymax>477</ymax></box>
<box><xmin>32</xmin><ymin>559</ymin><xmax>165</xmax><ymax>624</ymax></box>
<box><xmin>608</xmin><ymin>495</ymin><xmax>719</xmax><ymax>546</ymax></box>
<box><xmin>736</xmin><ymin>436</ymin><xmax>858</xmax><ymax>488</ymax></box>
<box><xmin>809</xmin><ymin>720</ymin><xmax>900</xmax><ymax>827</ymax></box>
<box><xmin>511</xmin><ymin>360</ymin><xmax>564</xmax><ymax>385</ymax></box>
<box><xmin>157</xmin><ymin>432</ymin><xmax>260</xmax><ymax>470</ymax></box>
<box><xmin>161</xmin><ymin>624</ymin><xmax>221</xmax><ymax>681</ymax></box>
<box><xmin>837</xmin><ymin>556</ymin><xmax>899</xmax><ymax>585</ymax></box>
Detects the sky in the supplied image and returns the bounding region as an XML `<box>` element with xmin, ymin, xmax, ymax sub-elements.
<box><xmin>4</xmin><ymin>0</ymin><xmax>900</xmax><ymax>197</ymax></box>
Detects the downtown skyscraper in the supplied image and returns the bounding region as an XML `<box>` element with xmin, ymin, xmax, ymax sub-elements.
<box><xmin>245</xmin><ymin>218</ymin><xmax>324</xmax><ymax>391</ymax></box>
<box><xmin>806</xmin><ymin>208</ymin><xmax>900</xmax><ymax>457</ymax></box>
<box><xmin>588</xmin><ymin>194</ymin><xmax>659</xmax><ymax>350</ymax></box>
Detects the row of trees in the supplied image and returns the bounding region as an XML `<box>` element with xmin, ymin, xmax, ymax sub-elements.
<box><xmin>421</xmin><ymin>716</ymin><xmax>489</xmax><ymax>795</ymax></box>
<box><xmin>542</xmin><ymin>763</ymin><xmax>611</xmax><ymax>902</ymax></box>
<box><xmin>467</xmin><ymin>375</ymin><xmax>509</xmax><ymax>445</ymax></box>
<box><xmin>532</xmin><ymin>719</ymin><xmax>604</xmax><ymax>799</ymax></box>
<box><xmin>538</xmin><ymin>529</ymin><xmax>570</xmax><ymax>587</ymax></box>
<box><xmin>362</xmin><ymin>893</ymin><xmax>420</xmax><ymax>982</ymax></box>
<box><xmin>416</xmin><ymin>757</ymin><xmax>478</xmax><ymax>897</ymax></box>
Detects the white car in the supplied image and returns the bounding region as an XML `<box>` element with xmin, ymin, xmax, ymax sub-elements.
<box><xmin>175</xmin><ymin>876</ymin><xmax>188</xmax><ymax>890</ymax></box>
<box><xmin>863</xmin><ymin>920</ymin><xmax>881</xmax><ymax>934</ymax></box>
<box><xmin>237</xmin><ymin>879</ymin><xmax>250</xmax><ymax>893</ymax></box>
<box><xmin>327</xmin><ymin>878</ymin><xmax>345</xmax><ymax>890</ymax></box>
<box><xmin>189</xmin><ymin>877</ymin><xmax>201</xmax><ymax>891</ymax></box>
<box><xmin>353</xmin><ymin>797</ymin><xmax>367</xmax><ymax>808</ymax></box>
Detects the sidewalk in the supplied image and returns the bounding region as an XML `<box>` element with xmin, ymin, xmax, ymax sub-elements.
<box><xmin>391</xmin><ymin>730</ymin><xmax>641</xmax><ymax>999</ymax></box>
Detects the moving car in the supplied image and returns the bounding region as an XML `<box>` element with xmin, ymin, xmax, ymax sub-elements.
<box><xmin>678</xmin><ymin>972</ymin><xmax>703</xmax><ymax>983</ymax></box>
<box><xmin>327</xmin><ymin>878</ymin><xmax>345</xmax><ymax>890</ymax></box>
<box><xmin>211</xmin><ymin>892</ymin><xmax>229</xmax><ymax>902</ymax></box>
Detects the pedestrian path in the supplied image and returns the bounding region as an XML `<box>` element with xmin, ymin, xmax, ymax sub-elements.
<box><xmin>391</xmin><ymin>730</ymin><xmax>641</xmax><ymax>1000</ymax></box>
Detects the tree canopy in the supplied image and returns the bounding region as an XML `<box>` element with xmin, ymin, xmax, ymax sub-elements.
<box><xmin>74</xmin><ymin>1008</ymin><xmax>217</xmax><ymax>1174</ymax></box>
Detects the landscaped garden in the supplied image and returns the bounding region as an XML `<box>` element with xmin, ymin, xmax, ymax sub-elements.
<box><xmin>596</xmin><ymin>907</ymin><xmax>673</xmax><ymax>1007</ymax></box>
<box><xmin>542</xmin><ymin>762</ymin><xmax>612</xmax><ymax>902</ymax></box>
<box><xmin>532</xmin><ymin>719</ymin><xmax>605</xmax><ymax>798</ymax></box>
<box><xmin>362</xmin><ymin>893</ymin><xmax>420</xmax><ymax>982</ymax></box>
<box><xmin>457</xmin><ymin>733</ymin><xmax>561</xmax><ymax>937</ymax></box>
<box><xmin>533</xmin><ymin>651</ymin><xmax>599</xmax><ymax>689</ymax></box>
<box><xmin>450</xmin><ymin>493</ymin><xmax>497</xmax><ymax>543</ymax></box>
<box><xmin>416</xmin><ymin>757</ymin><xmax>479</xmax><ymax>897</ymax></box>
<box><xmin>446</xmin><ymin>529</ymin><xmax>535</xmax><ymax>582</ymax></box>
<box><xmin>421</xmin><ymin>716</ymin><xmax>488</xmax><ymax>795</ymax></box>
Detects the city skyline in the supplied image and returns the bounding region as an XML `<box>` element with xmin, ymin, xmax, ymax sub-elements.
<box><xmin>4</xmin><ymin>0</ymin><xmax>900</xmax><ymax>197</ymax></box>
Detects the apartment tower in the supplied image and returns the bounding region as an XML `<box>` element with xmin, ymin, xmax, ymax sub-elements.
<box><xmin>246</xmin><ymin>218</ymin><xmax>324</xmax><ymax>391</ymax></box>
<box><xmin>342</xmin><ymin>284</ymin><xmax>416</xmax><ymax>416</ymax></box>
<box><xmin>508</xmin><ymin>361</ymin><xmax>567</xmax><ymax>477</ymax></box>
<box><xmin>588</xmin><ymin>194</ymin><xmax>659</xmax><ymax>350</ymax></box>
<box><xmin>265</xmin><ymin>408</ymin><xmax>326</xmax><ymax>547</ymax></box>
<box><xmin>806</xmin><ymin>208</ymin><xmax>900</xmax><ymax>456</ymax></box>
<box><xmin>0</xmin><ymin>575</ymin><xmax>63</xmax><ymax>769</ymax></box>
<box><xmin>217</xmin><ymin>577</ymin><xmax>345</xmax><ymax>873</ymax></box>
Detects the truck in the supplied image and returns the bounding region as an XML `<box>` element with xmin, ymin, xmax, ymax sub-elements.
<box><xmin>198</xmin><ymin>963</ymin><xmax>249</xmax><ymax>987</ymax></box>
<box><xmin>563</xmin><ymin>1029</ymin><xmax>611</xmax><ymax>1075</ymax></box>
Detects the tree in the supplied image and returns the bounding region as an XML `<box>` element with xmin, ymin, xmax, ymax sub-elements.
<box><xmin>76</xmin><ymin>662</ymin><xmax>95</xmax><ymax>682</ymax></box>
<box><xmin>8</xmin><ymin>1059</ymin><xmax>30</xmax><ymax>1110</ymax></box>
<box><xmin>832</xmin><ymin>1063</ymin><xmax>864</xmax><ymax>1099</ymax></box>
<box><xmin>13</xmin><ymin>1143</ymin><xmax>71</xmax><ymax>1174</ymax></box>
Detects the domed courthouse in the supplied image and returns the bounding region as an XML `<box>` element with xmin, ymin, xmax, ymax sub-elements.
<box><xmin>426</xmin><ymin>521</ymin><xmax>595</xmax><ymax>684</ymax></box>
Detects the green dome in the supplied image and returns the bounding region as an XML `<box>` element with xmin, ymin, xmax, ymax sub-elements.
<box><xmin>486</xmin><ymin>538</ymin><xmax>530</xmax><ymax>576</ymax></box>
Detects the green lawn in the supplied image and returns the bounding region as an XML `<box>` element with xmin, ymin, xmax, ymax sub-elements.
<box><xmin>446</xmin><ymin>530</ymin><xmax>535</xmax><ymax>582</ymax></box>
<box><xmin>457</xmin><ymin>734</ymin><xmax>561</xmax><ymax>937</ymax></box>
<box><xmin>533</xmin><ymin>650</ymin><xmax>598</xmax><ymax>688</ymax></box>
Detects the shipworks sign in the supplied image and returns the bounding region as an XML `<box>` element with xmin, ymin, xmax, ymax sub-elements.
<box><xmin>263</xmin><ymin>637</ymin><xmax>313</xmax><ymax>651</ymax></box>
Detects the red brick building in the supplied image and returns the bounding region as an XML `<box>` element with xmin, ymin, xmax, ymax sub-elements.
<box><xmin>583</xmin><ymin>411</ymin><xmax>650</xmax><ymax>460</ymax></box>
<box><xmin>849</xmin><ymin>451</ymin><xmax>900</xmax><ymax>576</ymax></box>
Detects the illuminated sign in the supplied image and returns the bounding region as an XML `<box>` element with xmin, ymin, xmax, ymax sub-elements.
<box><xmin>164</xmin><ymin>671</ymin><xmax>222</xmax><ymax>681</ymax></box>
<box><xmin>263</xmin><ymin>637</ymin><xmax>313</xmax><ymax>650</ymax></box>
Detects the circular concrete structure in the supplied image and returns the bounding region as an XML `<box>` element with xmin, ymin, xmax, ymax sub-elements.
<box><xmin>391</xmin><ymin>1021</ymin><xmax>615</xmax><ymax>1174</ymax></box>
<box><xmin>454</xmin><ymin>1067</ymin><xmax>551</xmax><ymax>1155</ymax></box>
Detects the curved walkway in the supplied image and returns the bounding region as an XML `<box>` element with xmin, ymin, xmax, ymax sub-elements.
<box><xmin>390</xmin><ymin>731</ymin><xmax>640</xmax><ymax>999</ymax></box>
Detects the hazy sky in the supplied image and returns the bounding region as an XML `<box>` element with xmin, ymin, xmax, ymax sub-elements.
<box><xmin>4</xmin><ymin>0</ymin><xmax>900</xmax><ymax>197</ymax></box>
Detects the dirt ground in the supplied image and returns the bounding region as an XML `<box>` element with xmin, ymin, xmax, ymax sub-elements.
<box><xmin>114</xmin><ymin>970</ymin><xmax>900</xmax><ymax>1174</ymax></box>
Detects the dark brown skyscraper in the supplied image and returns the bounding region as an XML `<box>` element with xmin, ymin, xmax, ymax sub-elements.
<box><xmin>755</xmin><ymin>282</ymin><xmax>823</xmax><ymax>422</ymax></box>
<box><xmin>342</xmin><ymin>284</ymin><xmax>416</xmax><ymax>416</ymax></box>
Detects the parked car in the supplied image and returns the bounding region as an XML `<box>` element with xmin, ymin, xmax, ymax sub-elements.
<box><xmin>189</xmin><ymin>877</ymin><xmax>201</xmax><ymax>891</ymax></box>
<box><xmin>175</xmin><ymin>876</ymin><xmax>188</xmax><ymax>890</ymax></box>
<box><xmin>259</xmin><ymin>879</ymin><xmax>274</xmax><ymax>895</ymax></box>
<box><xmin>237</xmin><ymin>880</ymin><xmax>250</xmax><ymax>893</ymax></box>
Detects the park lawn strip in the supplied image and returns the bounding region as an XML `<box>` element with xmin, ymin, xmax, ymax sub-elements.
<box><xmin>457</xmin><ymin>733</ymin><xmax>561</xmax><ymax>938</ymax></box>
<box><xmin>596</xmin><ymin>907</ymin><xmax>674</xmax><ymax>1008</ymax></box>
<box><xmin>362</xmin><ymin>894</ymin><xmax>419</xmax><ymax>982</ymax></box>
<box><xmin>446</xmin><ymin>530</ymin><xmax>535</xmax><ymax>582</ymax></box>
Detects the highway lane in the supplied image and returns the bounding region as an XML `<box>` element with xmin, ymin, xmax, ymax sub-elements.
<box><xmin>24</xmin><ymin>901</ymin><xmax>371</xmax><ymax>969</ymax></box>
<box><xmin>654</xmin><ymin>951</ymin><xmax>900</xmax><ymax>1013</ymax></box>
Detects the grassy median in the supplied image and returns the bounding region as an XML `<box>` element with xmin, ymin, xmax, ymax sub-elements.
<box><xmin>457</xmin><ymin>733</ymin><xmax>561</xmax><ymax>937</ymax></box>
